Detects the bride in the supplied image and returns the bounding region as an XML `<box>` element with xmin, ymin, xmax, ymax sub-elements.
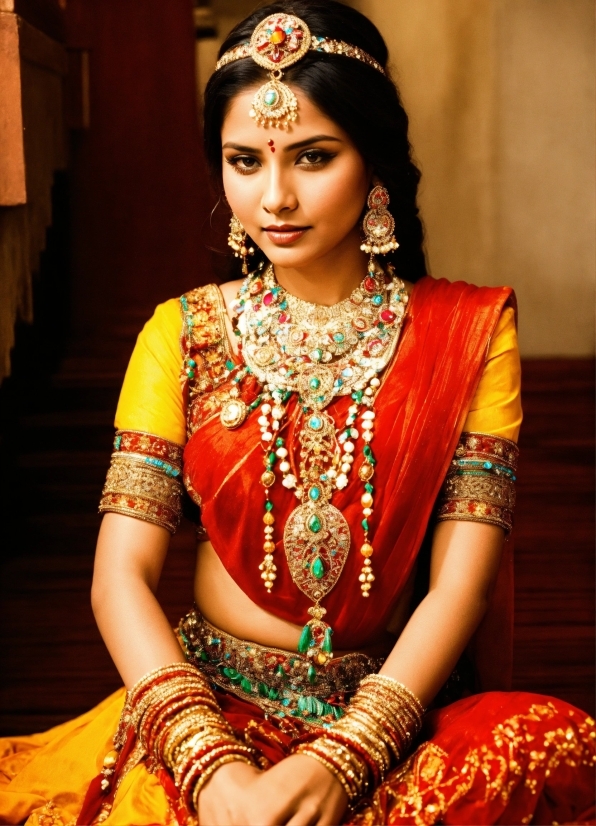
<box><xmin>0</xmin><ymin>2</ymin><xmax>593</xmax><ymax>824</ymax></box>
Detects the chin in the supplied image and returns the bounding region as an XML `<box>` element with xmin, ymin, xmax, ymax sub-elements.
<box><xmin>260</xmin><ymin>244</ymin><xmax>328</xmax><ymax>270</ymax></box>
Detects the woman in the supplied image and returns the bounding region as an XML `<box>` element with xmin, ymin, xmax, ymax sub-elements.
<box><xmin>0</xmin><ymin>2</ymin><xmax>594</xmax><ymax>824</ymax></box>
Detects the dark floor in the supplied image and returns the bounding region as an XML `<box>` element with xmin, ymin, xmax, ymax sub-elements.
<box><xmin>0</xmin><ymin>351</ymin><xmax>594</xmax><ymax>736</ymax></box>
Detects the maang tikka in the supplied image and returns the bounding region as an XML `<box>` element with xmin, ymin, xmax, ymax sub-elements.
<box><xmin>214</xmin><ymin>14</ymin><xmax>386</xmax><ymax>129</ymax></box>
<box><xmin>360</xmin><ymin>185</ymin><xmax>399</xmax><ymax>260</ymax></box>
<box><xmin>227</xmin><ymin>214</ymin><xmax>255</xmax><ymax>275</ymax></box>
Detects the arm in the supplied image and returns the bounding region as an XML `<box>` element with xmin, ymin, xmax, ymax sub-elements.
<box><xmin>91</xmin><ymin>513</ymin><xmax>185</xmax><ymax>688</ymax></box>
<box><xmin>380</xmin><ymin>519</ymin><xmax>504</xmax><ymax>707</ymax></box>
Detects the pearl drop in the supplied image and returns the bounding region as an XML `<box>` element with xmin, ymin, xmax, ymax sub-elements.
<box><xmin>348</xmin><ymin>405</ymin><xmax>358</xmax><ymax>415</ymax></box>
<box><xmin>327</xmin><ymin>468</ymin><xmax>337</xmax><ymax>478</ymax></box>
<box><xmin>370</xmin><ymin>378</ymin><xmax>380</xmax><ymax>387</ymax></box>
<box><xmin>343</xmin><ymin>454</ymin><xmax>353</xmax><ymax>464</ymax></box>
<box><xmin>362</xmin><ymin>432</ymin><xmax>373</xmax><ymax>442</ymax></box>
<box><xmin>361</xmin><ymin>420</ymin><xmax>374</xmax><ymax>430</ymax></box>
<box><xmin>276</xmin><ymin>447</ymin><xmax>288</xmax><ymax>458</ymax></box>
<box><xmin>341</xmin><ymin>463</ymin><xmax>351</xmax><ymax>474</ymax></box>
<box><xmin>258</xmin><ymin>416</ymin><xmax>268</xmax><ymax>426</ymax></box>
<box><xmin>271</xmin><ymin>421</ymin><xmax>280</xmax><ymax>430</ymax></box>
<box><xmin>362</xmin><ymin>410</ymin><xmax>375</xmax><ymax>420</ymax></box>
<box><xmin>364</xmin><ymin>387</ymin><xmax>374</xmax><ymax>396</ymax></box>
<box><xmin>279</xmin><ymin>461</ymin><xmax>290</xmax><ymax>472</ymax></box>
<box><xmin>262</xmin><ymin>432</ymin><xmax>273</xmax><ymax>441</ymax></box>
<box><xmin>343</xmin><ymin>441</ymin><xmax>355</xmax><ymax>453</ymax></box>
<box><xmin>363</xmin><ymin>507</ymin><xmax>372</xmax><ymax>516</ymax></box>
<box><xmin>261</xmin><ymin>404</ymin><xmax>272</xmax><ymax>414</ymax></box>
<box><xmin>282</xmin><ymin>474</ymin><xmax>297</xmax><ymax>488</ymax></box>
<box><xmin>350</xmin><ymin>428</ymin><xmax>359</xmax><ymax>439</ymax></box>
<box><xmin>271</xmin><ymin>407</ymin><xmax>284</xmax><ymax>420</ymax></box>
<box><xmin>335</xmin><ymin>474</ymin><xmax>348</xmax><ymax>489</ymax></box>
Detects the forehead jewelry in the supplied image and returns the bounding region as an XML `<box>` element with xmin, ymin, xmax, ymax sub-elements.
<box><xmin>215</xmin><ymin>13</ymin><xmax>386</xmax><ymax>129</ymax></box>
<box><xmin>267</xmin><ymin>139</ymin><xmax>275</xmax><ymax>153</ymax></box>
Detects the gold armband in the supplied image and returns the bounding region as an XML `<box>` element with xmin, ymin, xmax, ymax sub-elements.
<box><xmin>436</xmin><ymin>432</ymin><xmax>519</xmax><ymax>533</ymax></box>
<box><xmin>99</xmin><ymin>430</ymin><xmax>184</xmax><ymax>533</ymax></box>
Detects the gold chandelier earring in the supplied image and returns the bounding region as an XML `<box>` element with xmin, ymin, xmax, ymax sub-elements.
<box><xmin>228</xmin><ymin>214</ymin><xmax>255</xmax><ymax>275</ymax></box>
<box><xmin>360</xmin><ymin>185</ymin><xmax>399</xmax><ymax>262</ymax></box>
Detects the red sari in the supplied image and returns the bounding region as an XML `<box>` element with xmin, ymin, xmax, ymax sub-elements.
<box><xmin>175</xmin><ymin>276</ymin><xmax>594</xmax><ymax>823</ymax></box>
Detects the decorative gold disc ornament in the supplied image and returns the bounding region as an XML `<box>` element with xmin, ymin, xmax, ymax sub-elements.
<box><xmin>246</xmin><ymin>15</ymin><xmax>312</xmax><ymax>128</ymax></box>
<box><xmin>220</xmin><ymin>398</ymin><xmax>248</xmax><ymax>429</ymax></box>
<box><xmin>215</xmin><ymin>14</ymin><xmax>387</xmax><ymax>131</ymax></box>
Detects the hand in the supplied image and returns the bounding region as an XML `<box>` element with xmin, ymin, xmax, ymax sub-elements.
<box><xmin>197</xmin><ymin>753</ymin><xmax>349</xmax><ymax>826</ymax></box>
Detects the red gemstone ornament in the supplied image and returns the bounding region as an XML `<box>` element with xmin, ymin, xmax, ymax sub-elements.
<box><xmin>363</xmin><ymin>276</ymin><xmax>377</xmax><ymax>293</ymax></box>
<box><xmin>249</xmin><ymin>279</ymin><xmax>263</xmax><ymax>295</ymax></box>
<box><xmin>263</xmin><ymin>291</ymin><xmax>275</xmax><ymax>306</ymax></box>
<box><xmin>278</xmin><ymin>313</ymin><xmax>289</xmax><ymax>323</ymax></box>
<box><xmin>368</xmin><ymin>338</ymin><xmax>384</xmax><ymax>354</ymax></box>
<box><xmin>380</xmin><ymin>309</ymin><xmax>396</xmax><ymax>323</ymax></box>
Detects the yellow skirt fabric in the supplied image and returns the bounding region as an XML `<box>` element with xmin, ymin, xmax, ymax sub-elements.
<box><xmin>0</xmin><ymin>690</ymin><xmax>173</xmax><ymax>826</ymax></box>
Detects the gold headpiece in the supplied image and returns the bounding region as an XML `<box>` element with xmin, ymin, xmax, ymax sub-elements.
<box><xmin>215</xmin><ymin>13</ymin><xmax>386</xmax><ymax>128</ymax></box>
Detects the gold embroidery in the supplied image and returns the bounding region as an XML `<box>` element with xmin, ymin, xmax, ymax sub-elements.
<box><xmin>179</xmin><ymin>285</ymin><xmax>234</xmax><ymax>437</ymax></box>
<box><xmin>352</xmin><ymin>703</ymin><xmax>596</xmax><ymax>825</ymax></box>
<box><xmin>437</xmin><ymin>431</ymin><xmax>518</xmax><ymax>532</ymax></box>
<box><xmin>99</xmin><ymin>452</ymin><xmax>183</xmax><ymax>533</ymax></box>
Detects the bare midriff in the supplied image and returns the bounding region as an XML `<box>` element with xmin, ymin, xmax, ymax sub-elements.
<box><xmin>193</xmin><ymin>540</ymin><xmax>411</xmax><ymax>659</ymax></box>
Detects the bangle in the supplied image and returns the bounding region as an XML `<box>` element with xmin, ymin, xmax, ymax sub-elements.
<box><xmin>105</xmin><ymin>661</ymin><xmax>259</xmax><ymax>811</ymax></box>
<box><xmin>293</xmin><ymin>674</ymin><xmax>424</xmax><ymax>806</ymax></box>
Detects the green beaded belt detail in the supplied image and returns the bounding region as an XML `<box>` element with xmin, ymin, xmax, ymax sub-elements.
<box><xmin>178</xmin><ymin>609</ymin><xmax>383</xmax><ymax>728</ymax></box>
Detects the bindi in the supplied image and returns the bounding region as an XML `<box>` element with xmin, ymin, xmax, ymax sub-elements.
<box><xmin>267</xmin><ymin>139</ymin><xmax>275</xmax><ymax>153</ymax></box>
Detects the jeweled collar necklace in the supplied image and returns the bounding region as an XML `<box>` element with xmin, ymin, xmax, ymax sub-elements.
<box><xmin>222</xmin><ymin>262</ymin><xmax>409</xmax><ymax>671</ymax></box>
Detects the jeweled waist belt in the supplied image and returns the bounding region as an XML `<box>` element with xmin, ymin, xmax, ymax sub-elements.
<box><xmin>178</xmin><ymin>609</ymin><xmax>384</xmax><ymax>727</ymax></box>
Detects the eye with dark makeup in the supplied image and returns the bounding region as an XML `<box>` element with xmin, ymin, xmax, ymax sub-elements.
<box><xmin>224</xmin><ymin>147</ymin><xmax>337</xmax><ymax>175</ymax></box>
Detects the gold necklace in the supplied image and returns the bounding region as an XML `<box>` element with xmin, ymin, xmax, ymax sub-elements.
<box><xmin>231</xmin><ymin>262</ymin><xmax>409</xmax><ymax>669</ymax></box>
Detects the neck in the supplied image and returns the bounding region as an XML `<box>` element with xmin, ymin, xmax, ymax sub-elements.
<box><xmin>272</xmin><ymin>229</ymin><xmax>370</xmax><ymax>305</ymax></box>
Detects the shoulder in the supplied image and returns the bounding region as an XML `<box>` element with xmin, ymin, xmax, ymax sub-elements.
<box><xmin>410</xmin><ymin>276</ymin><xmax>515</xmax><ymax>334</ymax></box>
<box><xmin>412</xmin><ymin>275</ymin><xmax>514</xmax><ymax>306</ymax></box>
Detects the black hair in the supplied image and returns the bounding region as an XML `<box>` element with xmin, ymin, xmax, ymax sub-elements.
<box><xmin>203</xmin><ymin>0</ymin><xmax>427</xmax><ymax>282</ymax></box>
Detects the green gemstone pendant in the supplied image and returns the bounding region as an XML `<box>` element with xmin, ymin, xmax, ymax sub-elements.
<box><xmin>311</xmin><ymin>556</ymin><xmax>325</xmax><ymax>580</ymax></box>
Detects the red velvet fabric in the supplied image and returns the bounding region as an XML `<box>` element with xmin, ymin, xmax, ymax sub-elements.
<box><xmin>183</xmin><ymin>276</ymin><xmax>513</xmax><ymax>657</ymax></box>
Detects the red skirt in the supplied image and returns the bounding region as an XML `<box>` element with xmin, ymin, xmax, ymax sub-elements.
<box><xmin>0</xmin><ymin>688</ymin><xmax>594</xmax><ymax>825</ymax></box>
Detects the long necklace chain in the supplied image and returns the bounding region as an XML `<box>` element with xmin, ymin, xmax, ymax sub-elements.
<box><xmin>225</xmin><ymin>261</ymin><xmax>409</xmax><ymax>667</ymax></box>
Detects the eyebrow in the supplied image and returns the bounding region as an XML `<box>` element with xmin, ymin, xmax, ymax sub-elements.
<box><xmin>222</xmin><ymin>135</ymin><xmax>343</xmax><ymax>153</ymax></box>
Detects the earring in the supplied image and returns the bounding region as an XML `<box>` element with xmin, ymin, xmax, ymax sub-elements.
<box><xmin>360</xmin><ymin>185</ymin><xmax>399</xmax><ymax>259</ymax></box>
<box><xmin>228</xmin><ymin>214</ymin><xmax>255</xmax><ymax>275</ymax></box>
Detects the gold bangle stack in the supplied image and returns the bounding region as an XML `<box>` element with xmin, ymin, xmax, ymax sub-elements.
<box><xmin>106</xmin><ymin>662</ymin><xmax>258</xmax><ymax>812</ymax></box>
<box><xmin>295</xmin><ymin>674</ymin><xmax>424</xmax><ymax>805</ymax></box>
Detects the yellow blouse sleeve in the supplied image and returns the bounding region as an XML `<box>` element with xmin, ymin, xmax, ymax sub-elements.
<box><xmin>114</xmin><ymin>298</ymin><xmax>186</xmax><ymax>445</ymax></box>
<box><xmin>462</xmin><ymin>305</ymin><xmax>522</xmax><ymax>443</ymax></box>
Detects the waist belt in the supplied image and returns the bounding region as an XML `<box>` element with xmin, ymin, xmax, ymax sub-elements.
<box><xmin>178</xmin><ymin>608</ymin><xmax>383</xmax><ymax>728</ymax></box>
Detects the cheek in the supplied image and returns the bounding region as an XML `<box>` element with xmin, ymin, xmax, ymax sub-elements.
<box><xmin>302</xmin><ymin>163</ymin><xmax>368</xmax><ymax>228</ymax></box>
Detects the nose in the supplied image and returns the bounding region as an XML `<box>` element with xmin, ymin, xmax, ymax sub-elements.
<box><xmin>261</xmin><ymin>165</ymin><xmax>298</xmax><ymax>215</ymax></box>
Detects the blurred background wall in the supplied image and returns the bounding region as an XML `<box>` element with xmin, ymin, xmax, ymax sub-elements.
<box><xmin>350</xmin><ymin>0</ymin><xmax>595</xmax><ymax>356</ymax></box>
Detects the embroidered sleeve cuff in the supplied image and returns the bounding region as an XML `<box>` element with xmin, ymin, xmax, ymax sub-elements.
<box><xmin>99</xmin><ymin>431</ymin><xmax>184</xmax><ymax>533</ymax></box>
<box><xmin>436</xmin><ymin>432</ymin><xmax>519</xmax><ymax>533</ymax></box>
